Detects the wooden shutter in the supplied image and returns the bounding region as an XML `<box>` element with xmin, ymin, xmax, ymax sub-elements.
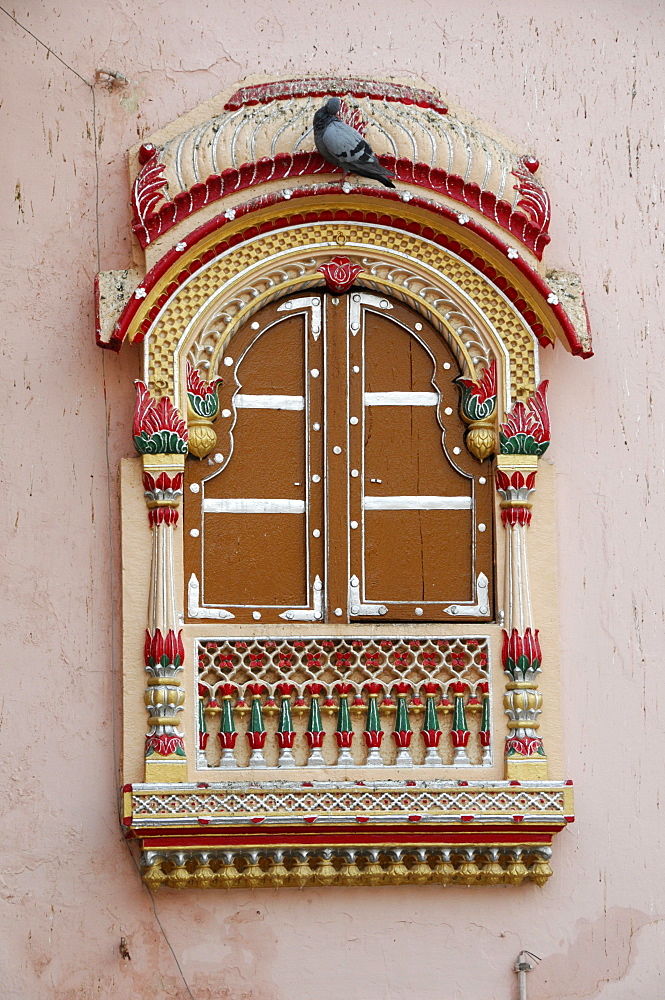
<box><xmin>184</xmin><ymin>292</ymin><xmax>494</xmax><ymax>623</ymax></box>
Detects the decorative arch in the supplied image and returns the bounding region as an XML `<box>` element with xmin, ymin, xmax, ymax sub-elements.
<box><xmin>101</xmin><ymin>77</ymin><xmax>586</xmax><ymax>890</ymax></box>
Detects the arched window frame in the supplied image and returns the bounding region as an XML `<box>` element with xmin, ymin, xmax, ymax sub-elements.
<box><xmin>99</xmin><ymin>77</ymin><xmax>591</xmax><ymax>888</ymax></box>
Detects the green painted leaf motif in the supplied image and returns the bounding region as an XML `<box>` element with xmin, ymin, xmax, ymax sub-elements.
<box><xmin>145</xmin><ymin>746</ymin><xmax>155</xmax><ymax>757</ymax></box>
<box><xmin>134</xmin><ymin>432</ymin><xmax>152</xmax><ymax>454</ymax></box>
<box><xmin>517</xmin><ymin>653</ymin><xmax>530</xmax><ymax>673</ymax></box>
<box><xmin>501</xmin><ymin>433</ymin><xmax>548</xmax><ymax>456</ymax></box>
<box><xmin>188</xmin><ymin>391</ymin><xmax>219</xmax><ymax>419</ymax></box>
<box><xmin>175</xmin><ymin>745</ymin><xmax>186</xmax><ymax>757</ymax></box>
<box><xmin>134</xmin><ymin>428</ymin><xmax>187</xmax><ymax>455</ymax></box>
<box><xmin>536</xmin><ymin>745</ymin><xmax>547</xmax><ymax>756</ymax></box>
<box><xmin>469</xmin><ymin>395</ymin><xmax>497</xmax><ymax>421</ymax></box>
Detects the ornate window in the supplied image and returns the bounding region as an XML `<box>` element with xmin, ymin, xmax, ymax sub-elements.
<box><xmin>99</xmin><ymin>77</ymin><xmax>590</xmax><ymax>889</ymax></box>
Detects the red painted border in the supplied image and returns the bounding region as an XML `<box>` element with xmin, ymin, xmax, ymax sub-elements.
<box><xmin>132</xmin><ymin>152</ymin><xmax>550</xmax><ymax>258</ymax></box>
<box><xmin>136</xmin><ymin>823</ymin><xmax>564</xmax><ymax>850</ymax></box>
<box><xmin>102</xmin><ymin>192</ymin><xmax>591</xmax><ymax>358</ymax></box>
<box><xmin>224</xmin><ymin>77</ymin><xmax>449</xmax><ymax>113</ymax></box>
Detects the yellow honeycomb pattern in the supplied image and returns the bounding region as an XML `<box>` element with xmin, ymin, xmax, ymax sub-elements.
<box><xmin>146</xmin><ymin>223</ymin><xmax>536</xmax><ymax>399</ymax></box>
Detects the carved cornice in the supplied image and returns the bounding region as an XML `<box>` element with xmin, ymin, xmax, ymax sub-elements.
<box><xmin>131</xmin><ymin>77</ymin><xmax>551</xmax><ymax>258</ymax></box>
<box><xmin>124</xmin><ymin>778</ymin><xmax>574</xmax><ymax>888</ymax></box>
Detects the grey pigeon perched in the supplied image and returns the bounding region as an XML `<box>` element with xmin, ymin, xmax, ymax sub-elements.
<box><xmin>313</xmin><ymin>97</ymin><xmax>395</xmax><ymax>188</ymax></box>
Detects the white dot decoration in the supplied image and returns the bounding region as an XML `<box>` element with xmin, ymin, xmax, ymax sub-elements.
<box><xmin>223</xmin><ymin>357</ymin><xmax>234</xmax><ymax>366</ymax></box>
<box><xmin>222</xmin><ymin>408</ymin><xmax>232</xmax><ymax>418</ymax></box>
<box><xmin>478</xmin><ymin>523</ymin><xmax>487</xmax><ymax>532</ymax></box>
<box><xmin>351</xmin><ymin>469</ymin><xmax>359</xmax><ymax>478</ymax></box>
<box><xmin>312</xmin><ymin>529</ymin><xmax>321</xmax><ymax>538</ymax></box>
<box><xmin>312</xmin><ymin>474</ymin><xmax>321</xmax><ymax>483</ymax></box>
<box><xmin>379</xmin><ymin>299</ymin><xmax>389</xmax><ymax>309</ymax></box>
<box><xmin>310</xmin><ymin>368</ymin><xmax>320</xmax><ymax>378</ymax></box>
<box><xmin>414</xmin><ymin>322</ymin><xmax>423</xmax><ymax>331</ymax></box>
<box><xmin>189</xmin><ymin>483</ymin><xmax>200</xmax><ymax>493</ymax></box>
<box><xmin>445</xmin><ymin>406</ymin><xmax>453</xmax><ymax>415</ymax></box>
<box><xmin>350</xmin><ymin>520</ymin><xmax>359</xmax><ymax>529</ymax></box>
<box><xmin>190</xmin><ymin>528</ymin><xmax>200</xmax><ymax>537</ymax></box>
<box><xmin>333</xmin><ymin>446</ymin><xmax>342</xmax><ymax>454</ymax></box>
<box><xmin>352</xmin><ymin>365</ymin><xmax>360</xmax><ymax>373</ymax></box>
<box><xmin>453</xmin><ymin>446</ymin><xmax>461</xmax><ymax>455</ymax></box>
<box><xmin>350</xmin><ymin>416</ymin><xmax>359</xmax><ymax>425</ymax></box>
<box><xmin>331</xmin><ymin>297</ymin><xmax>339</xmax><ymax>306</ymax></box>
<box><xmin>313</xmin><ymin>422</ymin><xmax>321</xmax><ymax>431</ymax></box>
<box><xmin>251</xmin><ymin>321</ymin><xmax>260</xmax><ymax>330</ymax></box>
<box><xmin>415</xmin><ymin>607</ymin><xmax>424</xmax><ymax>616</ymax></box>
<box><xmin>252</xmin><ymin>611</ymin><xmax>262</xmax><ymax>620</ymax></box>
<box><xmin>479</xmin><ymin>477</ymin><xmax>487</xmax><ymax>485</ymax></box>
<box><xmin>214</xmin><ymin>453</ymin><xmax>224</xmax><ymax>463</ymax></box>
<box><xmin>334</xmin><ymin>608</ymin><xmax>343</xmax><ymax>616</ymax></box>
<box><xmin>443</xmin><ymin>362</ymin><xmax>451</xmax><ymax>370</ymax></box>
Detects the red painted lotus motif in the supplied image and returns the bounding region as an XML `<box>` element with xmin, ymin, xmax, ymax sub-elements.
<box><xmin>454</xmin><ymin>359</ymin><xmax>497</xmax><ymax>421</ymax></box>
<box><xmin>186</xmin><ymin>362</ymin><xmax>223</xmax><ymax>419</ymax></box>
<box><xmin>145</xmin><ymin>733</ymin><xmax>185</xmax><ymax>757</ymax></box>
<box><xmin>142</xmin><ymin>470</ymin><xmax>183</xmax><ymax>523</ymax></box>
<box><xmin>501</xmin><ymin>627</ymin><xmax>541</xmax><ymax>679</ymax></box>
<box><xmin>495</xmin><ymin>468</ymin><xmax>537</xmax><ymax>525</ymax></box>
<box><xmin>500</xmin><ymin>381</ymin><xmax>550</xmax><ymax>455</ymax></box>
<box><xmin>318</xmin><ymin>255</ymin><xmax>364</xmax><ymax>293</ymax></box>
<box><xmin>506</xmin><ymin>735</ymin><xmax>545</xmax><ymax>757</ymax></box>
<box><xmin>144</xmin><ymin>628</ymin><xmax>185</xmax><ymax>669</ymax></box>
<box><xmin>133</xmin><ymin>381</ymin><xmax>188</xmax><ymax>454</ymax></box>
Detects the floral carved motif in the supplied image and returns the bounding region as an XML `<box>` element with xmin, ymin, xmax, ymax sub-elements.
<box><xmin>186</xmin><ymin>363</ymin><xmax>223</xmax><ymax>459</ymax></box>
<box><xmin>512</xmin><ymin>155</ymin><xmax>550</xmax><ymax>233</ymax></box>
<box><xmin>502</xmin><ymin>629</ymin><xmax>545</xmax><ymax>760</ymax></box>
<box><xmin>502</xmin><ymin>628</ymin><xmax>541</xmax><ymax>680</ymax></box>
<box><xmin>495</xmin><ymin>469</ymin><xmax>537</xmax><ymax>526</ymax></box>
<box><xmin>500</xmin><ymin>381</ymin><xmax>550</xmax><ymax>455</ymax></box>
<box><xmin>132</xmin><ymin>144</ymin><xmax>169</xmax><ymax>246</ymax></box>
<box><xmin>144</xmin><ymin>628</ymin><xmax>186</xmax><ymax>759</ymax></box>
<box><xmin>133</xmin><ymin>381</ymin><xmax>188</xmax><ymax>455</ymax></box>
<box><xmin>454</xmin><ymin>360</ymin><xmax>497</xmax><ymax>461</ymax></box>
<box><xmin>318</xmin><ymin>256</ymin><xmax>364</xmax><ymax>294</ymax></box>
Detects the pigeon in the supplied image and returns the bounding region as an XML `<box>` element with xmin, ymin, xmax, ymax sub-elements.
<box><xmin>313</xmin><ymin>97</ymin><xmax>395</xmax><ymax>188</ymax></box>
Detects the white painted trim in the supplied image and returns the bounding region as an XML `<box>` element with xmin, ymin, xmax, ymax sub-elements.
<box><xmin>279</xmin><ymin>575</ymin><xmax>324</xmax><ymax>621</ymax></box>
<box><xmin>203</xmin><ymin>498</ymin><xmax>306</xmax><ymax>514</ymax></box>
<box><xmin>363</xmin><ymin>495</ymin><xmax>472</xmax><ymax>511</ymax></box>
<box><xmin>364</xmin><ymin>391</ymin><xmax>438</xmax><ymax>406</ymax></box>
<box><xmin>348</xmin><ymin>574</ymin><xmax>387</xmax><ymax>617</ymax></box>
<box><xmin>277</xmin><ymin>295</ymin><xmax>322</xmax><ymax>339</ymax></box>
<box><xmin>235</xmin><ymin>394</ymin><xmax>305</xmax><ymax>410</ymax></box>
<box><xmin>444</xmin><ymin>572</ymin><xmax>490</xmax><ymax>617</ymax></box>
<box><xmin>187</xmin><ymin>574</ymin><xmax>235</xmax><ymax>619</ymax></box>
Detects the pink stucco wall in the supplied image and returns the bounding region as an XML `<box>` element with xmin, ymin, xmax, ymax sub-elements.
<box><xmin>2</xmin><ymin>2</ymin><xmax>664</xmax><ymax>996</ymax></box>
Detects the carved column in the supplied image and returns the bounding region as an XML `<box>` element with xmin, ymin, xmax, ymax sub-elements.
<box><xmin>496</xmin><ymin>382</ymin><xmax>550</xmax><ymax>779</ymax></box>
<box><xmin>134</xmin><ymin>381</ymin><xmax>188</xmax><ymax>782</ymax></box>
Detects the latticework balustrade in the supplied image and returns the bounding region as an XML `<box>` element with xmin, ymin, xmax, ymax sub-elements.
<box><xmin>196</xmin><ymin>636</ymin><xmax>491</xmax><ymax>769</ymax></box>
